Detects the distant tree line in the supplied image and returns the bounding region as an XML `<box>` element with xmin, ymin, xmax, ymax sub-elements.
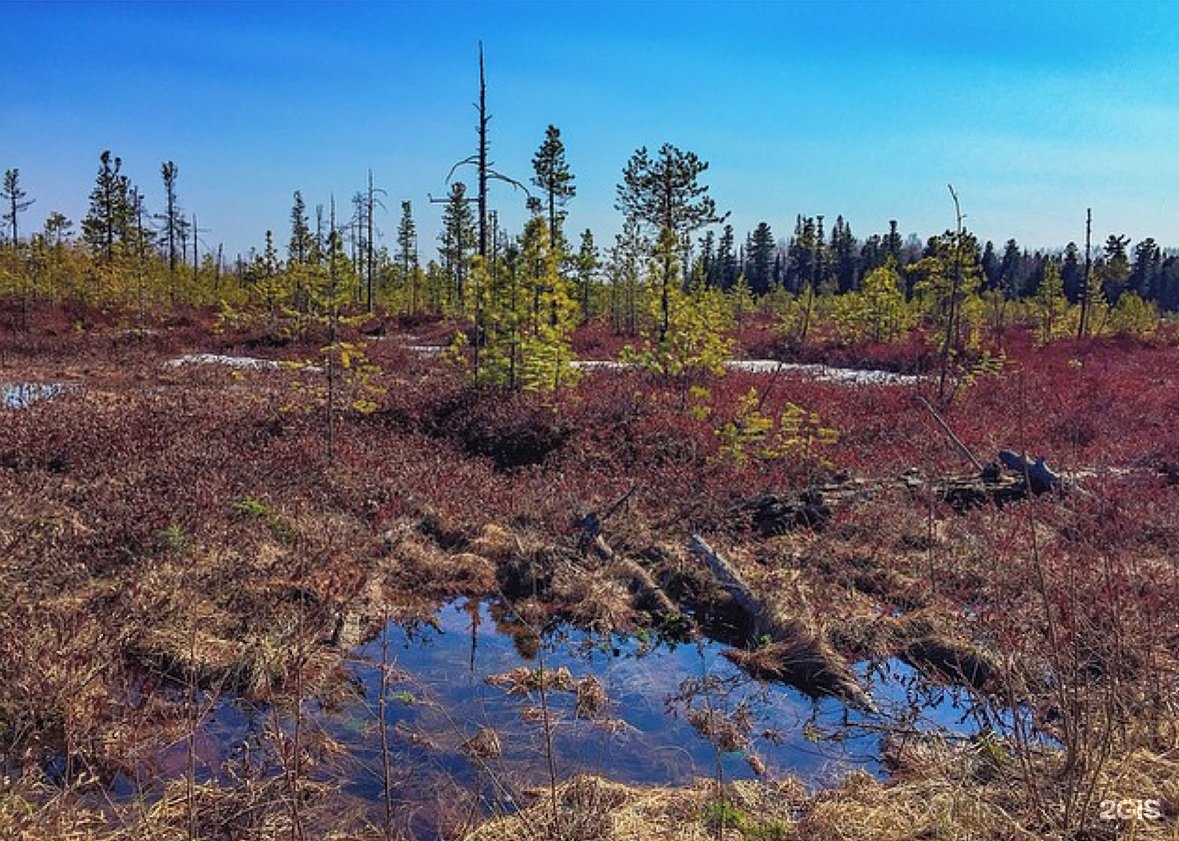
<box><xmin>690</xmin><ymin>214</ymin><xmax>1179</xmax><ymax>313</ymax></box>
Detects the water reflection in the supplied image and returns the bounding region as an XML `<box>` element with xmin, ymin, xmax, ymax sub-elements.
<box><xmin>132</xmin><ymin>598</ymin><xmax>992</xmax><ymax>837</ymax></box>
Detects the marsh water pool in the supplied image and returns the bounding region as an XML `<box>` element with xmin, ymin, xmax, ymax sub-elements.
<box><xmin>127</xmin><ymin>599</ymin><xmax>989</xmax><ymax>834</ymax></box>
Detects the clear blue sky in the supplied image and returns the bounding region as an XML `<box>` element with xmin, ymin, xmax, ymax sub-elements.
<box><xmin>4</xmin><ymin>0</ymin><xmax>1179</xmax><ymax>262</ymax></box>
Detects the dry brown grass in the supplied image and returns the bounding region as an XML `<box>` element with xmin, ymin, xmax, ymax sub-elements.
<box><xmin>463</xmin><ymin>775</ymin><xmax>806</xmax><ymax>841</ymax></box>
<box><xmin>4</xmin><ymin>319</ymin><xmax>1178</xmax><ymax>841</ymax></box>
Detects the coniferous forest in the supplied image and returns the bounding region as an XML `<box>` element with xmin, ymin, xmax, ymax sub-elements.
<box><xmin>2</xmin><ymin>45</ymin><xmax>1179</xmax><ymax>841</ymax></box>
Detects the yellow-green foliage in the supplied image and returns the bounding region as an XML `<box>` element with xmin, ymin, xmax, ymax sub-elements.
<box><xmin>442</xmin><ymin>329</ymin><xmax>470</xmax><ymax>369</ymax></box>
<box><xmin>623</xmin><ymin>280</ymin><xmax>733</xmax><ymax>379</ymax></box>
<box><xmin>286</xmin><ymin>340</ymin><xmax>386</xmax><ymax>415</ymax></box>
<box><xmin>908</xmin><ymin>235</ymin><xmax>985</xmax><ymax>351</ymax></box>
<box><xmin>1033</xmin><ymin>262</ymin><xmax>1070</xmax><ymax>344</ymax></box>
<box><xmin>776</xmin><ymin>286</ymin><xmax>825</xmax><ymax>345</ymax></box>
<box><xmin>716</xmin><ymin>387</ymin><xmax>839</xmax><ymax>466</ymax></box>
<box><xmin>828</xmin><ymin>260</ymin><xmax>914</xmax><ymax>343</ymax></box>
<box><xmin>2</xmin><ymin>234</ymin><xmax>254</xmax><ymax>311</ymax></box>
<box><xmin>1108</xmin><ymin>292</ymin><xmax>1159</xmax><ymax>338</ymax></box>
<box><xmin>727</xmin><ymin>274</ymin><xmax>756</xmax><ymax>321</ymax></box>
<box><xmin>474</xmin><ymin>218</ymin><xmax>580</xmax><ymax>391</ymax></box>
<box><xmin>332</xmin><ymin>340</ymin><xmax>387</xmax><ymax>413</ymax></box>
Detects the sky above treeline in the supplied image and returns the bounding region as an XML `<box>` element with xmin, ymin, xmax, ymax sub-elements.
<box><xmin>4</xmin><ymin>0</ymin><xmax>1179</xmax><ymax>263</ymax></box>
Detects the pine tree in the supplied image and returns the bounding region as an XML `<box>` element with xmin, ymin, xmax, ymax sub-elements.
<box><xmin>1096</xmin><ymin>234</ymin><xmax>1131</xmax><ymax>304</ymax></box>
<box><xmin>616</xmin><ymin>143</ymin><xmax>723</xmax><ymax>341</ymax></box>
<box><xmin>531</xmin><ymin>125</ymin><xmax>576</xmax><ymax>252</ymax></box>
<box><xmin>616</xmin><ymin>144</ymin><xmax>721</xmax><ymax>236</ymax></box>
<box><xmin>573</xmin><ymin>228</ymin><xmax>598</xmax><ymax>321</ymax></box>
<box><xmin>81</xmin><ymin>150</ymin><xmax>133</xmax><ymax>262</ymax></box>
<box><xmin>247</xmin><ymin>229</ymin><xmax>288</xmax><ymax>332</ymax></box>
<box><xmin>476</xmin><ymin>217</ymin><xmax>577</xmax><ymax>390</ymax></box>
<box><xmin>440</xmin><ymin>182</ymin><xmax>475</xmax><ymax>309</ymax></box>
<box><xmin>621</xmin><ymin>229</ymin><xmax>733</xmax><ymax>384</ymax></box>
<box><xmin>1034</xmin><ymin>260</ymin><xmax>1067</xmax><ymax>344</ymax></box>
<box><xmin>2</xmin><ymin>168</ymin><xmax>34</xmax><ymax>246</ymax></box>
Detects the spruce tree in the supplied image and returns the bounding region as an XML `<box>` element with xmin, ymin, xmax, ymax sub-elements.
<box><xmin>573</xmin><ymin>228</ymin><xmax>598</xmax><ymax>321</ymax></box>
<box><xmin>608</xmin><ymin>219</ymin><xmax>646</xmax><ymax>335</ymax></box>
<box><xmin>288</xmin><ymin>190</ymin><xmax>314</xmax><ymax>265</ymax></box>
<box><xmin>159</xmin><ymin>161</ymin><xmax>180</xmax><ymax>272</ymax></box>
<box><xmin>830</xmin><ymin>216</ymin><xmax>859</xmax><ymax>293</ymax></box>
<box><xmin>746</xmin><ymin>221</ymin><xmax>775</xmax><ymax>295</ymax></box>
<box><xmin>396</xmin><ymin>200</ymin><xmax>420</xmax><ymax>313</ymax></box>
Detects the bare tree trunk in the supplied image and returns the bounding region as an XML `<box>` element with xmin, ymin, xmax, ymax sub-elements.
<box><xmin>1078</xmin><ymin>208</ymin><xmax>1092</xmax><ymax>338</ymax></box>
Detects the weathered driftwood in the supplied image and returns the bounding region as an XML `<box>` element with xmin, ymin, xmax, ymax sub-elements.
<box><xmin>688</xmin><ymin>534</ymin><xmax>877</xmax><ymax>713</ymax></box>
<box><xmin>574</xmin><ymin>502</ymin><xmax>680</xmax><ymax>619</ymax></box>
<box><xmin>997</xmin><ymin>449</ymin><xmax>1062</xmax><ymax>495</ymax></box>
<box><xmin>611</xmin><ymin>555</ymin><xmax>681</xmax><ymax>617</ymax></box>
<box><xmin>918</xmin><ymin>395</ymin><xmax>984</xmax><ymax>472</ymax></box>
<box><xmin>747</xmin><ymin>452</ymin><xmax>1073</xmax><ymax>535</ymax></box>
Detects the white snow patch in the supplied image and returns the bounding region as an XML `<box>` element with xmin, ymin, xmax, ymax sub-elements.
<box><xmin>166</xmin><ymin>354</ymin><xmax>322</xmax><ymax>373</ymax></box>
<box><xmin>569</xmin><ymin>358</ymin><xmax>918</xmax><ymax>386</ymax></box>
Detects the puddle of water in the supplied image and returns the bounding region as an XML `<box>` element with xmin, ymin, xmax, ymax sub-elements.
<box><xmin>161</xmin><ymin>601</ymin><xmax>985</xmax><ymax>792</ymax></box>
<box><xmin>110</xmin><ymin>599</ymin><xmax>1000</xmax><ymax>839</ymax></box>
<box><xmin>2</xmin><ymin>383</ymin><xmax>68</xmax><ymax>409</ymax></box>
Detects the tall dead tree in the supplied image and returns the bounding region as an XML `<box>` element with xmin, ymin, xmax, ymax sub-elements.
<box><xmin>438</xmin><ymin>42</ymin><xmax>529</xmax><ymax>261</ymax></box>
<box><xmin>938</xmin><ymin>184</ymin><xmax>966</xmax><ymax>401</ymax></box>
<box><xmin>364</xmin><ymin>170</ymin><xmax>386</xmax><ymax>313</ymax></box>
<box><xmin>1078</xmin><ymin>208</ymin><xmax>1093</xmax><ymax>338</ymax></box>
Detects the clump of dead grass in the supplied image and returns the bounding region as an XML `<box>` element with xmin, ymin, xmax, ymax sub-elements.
<box><xmin>463</xmin><ymin>775</ymin><xmax>805</xmax><ymax>841</ymax></box>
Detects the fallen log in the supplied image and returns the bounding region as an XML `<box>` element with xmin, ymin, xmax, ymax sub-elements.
<box><xmin>745</xmin><ymin>452</ymin><xmax>1077</xmax><ymax>535</ymax></box>
<box><xmin>997</xmin><ymin>449</ymin><xmax>1062</xmax><ymax>495</ymax></box>
<box><xmin>688</xmin><ymin>534</ymin><xmax>877</xmax><ymax>713</ymax></box>
<box><xmin>573</xmin><ymin>506</ymin><xmax>681</xmax><ymax>620</ymax></box>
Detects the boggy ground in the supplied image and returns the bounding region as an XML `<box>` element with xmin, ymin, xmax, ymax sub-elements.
<box><xmin>1</xmin><ymin>305</ymin><xmax>1178</xmax><ymax>840</ymax></box>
